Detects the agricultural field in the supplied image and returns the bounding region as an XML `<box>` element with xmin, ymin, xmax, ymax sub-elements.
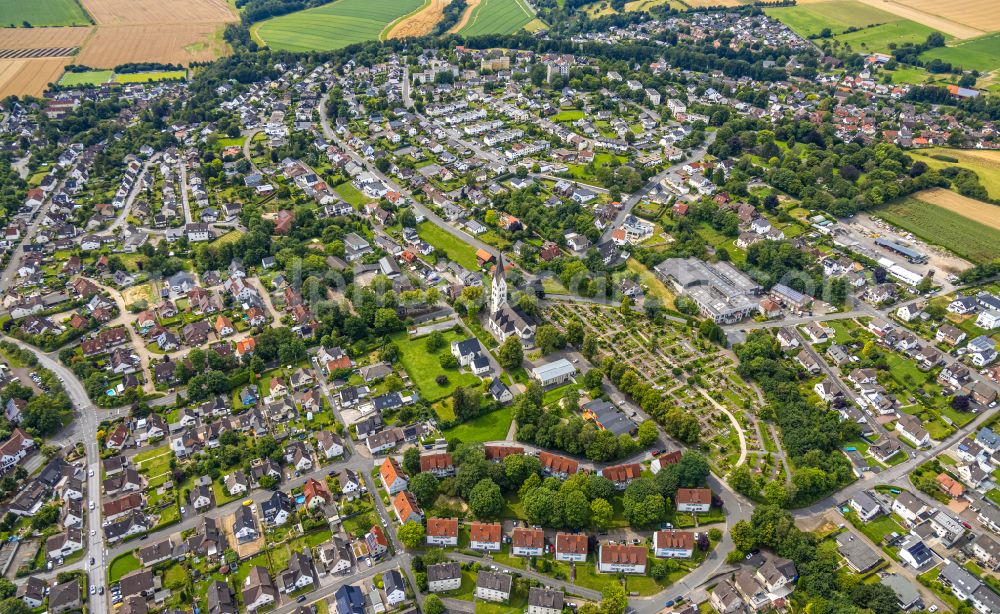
<box><xmin>880</xmin><ymin>0</ymin><xmax>997</xmax><ymax>36</ymax></box>
<box><xmin>833</xmin><ymin>19</ymin><xmax>943</xmax><ymax>52</ymax></box>
<box><xmin>908</xmin><ymin>148</ymin><xmax>1000</xmax><ymax>199</ymax></box>
<box><xmin>0</xmin><ymin>26</ymin><xmax>91</xmax><ymax>49</ymax></box>
<box><xmin>0</xmin><ymin>0</ymin><xmax>91</xmax><ymax>27</ymax></box>
<box><xmin>59</xmin><ymin>69</ymin><xmax>113</xmax><ymax>86</ymax></box>
<box><xmin>448</xmin><ymin>0</ymin><xmax>480</xmax><ymax>32</ymax></box>
<box><xmin>253</xmin><ymin>0</ymin><xmax>424</xmax><ymax>51</ymax></box>
<box><xmin>922</xmin><ymin>32</ymin><xmax>1000</xmax><ymax>73</ymax></box>
<box><xmin>80</xmin><ymin>0</ymin><xmax>235</xmax><ymax>25</ymax></box>
<box><xmin>458</xmin><ymin>0</ymin><xmax>536</xmax><ymax>36</ymax></box>
<box><xmin>876</xmin><ymin>195</ymin><xmax>1000</xmax><ymax>264</ymax></box>
<box><xmin>853</xmin><ymin>0</ymin><xmax>986</xmax><ymax>39</ymax></box>
<box><xmin>0</xmin><ymin>58</ymin><xmax>68</xmax><ymax>97</ymax></box>
<box><xmin>913</xmin><ymin>188</ymin><xmax>1000</xmax><ymax>231</ymax></box>
<box><xmin>386</xmin><ymin>0</ymin><xmax>446</xmax><ymax>39</ymax></box>
<box><xmin>74</xmin><ymin>24</ymin><xmax>230</xmax><ymax>66</ymax></box>
<box><xmin>765</xmin><ymin>1</ymin><xmax>902</xmax><ymax>38</ymax></box>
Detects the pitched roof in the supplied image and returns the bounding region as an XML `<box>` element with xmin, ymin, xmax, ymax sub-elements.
<box><xmin>511</xmin><ymin>527</ymin><xmax>544</xmax><ymax>548</ymax></box>
<box><xmin>555</xmin><ymin>532</ymin><xmax>587</xmax><ymax>555</ymax></box>
<box><xmin>470</xmin><ymin>522</ymin><xmax>502</xmax><ymax>543</ymax></box>
<box><xmin>426</xmin><ymin>517</ymin><xmax>458</xmax><ymax>538</ymax></box>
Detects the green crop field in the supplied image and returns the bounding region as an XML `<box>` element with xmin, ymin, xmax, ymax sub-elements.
<box><xmin>59</xmin><ymin>70</ymin><xmax>113</xmax><ymax>86</ymax></box>
<box><xmin>833</xmin><ymin>20</ymin><xmax>945</xmax><ymax>53</ymax></box>
<box><xmin>876</xmin><ymin>198</ymin><xmax>1000</xmax><ymax>265</ymax></box>
<box><xmin>253</xmin><ymin>0</ymin><xmax>424</xmax><ymax>51</ymax></box>
<box><xmin>459</xmin><ymin>0</ymin><xmax>535</xmax><ymax>36</ymax></box>
<box><xmin>114</xmin><ymin>71</ymin><xmax>187</xmax><ymax>83</ymax></box>
<box><xmin>765</xmin><ymin>1</ymin><xmax>899</xmax><ymax>38</ymax></box>
<box><xmin>0</xmin><ymin>0</ymin><xmax>90</xmax><ymax>27</ymax></box>
<box><xmin>922</xmin><ymin>33</ymin><xmax>1000</xmax><ymax>73</ymax></box>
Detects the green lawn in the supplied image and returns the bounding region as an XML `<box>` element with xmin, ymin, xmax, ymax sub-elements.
<box><xmin>108</xmin><ymin>552</ymin><xmax>141</xmax><ymax>583</ymax></box>
<box><xmin>334</xmin><ymin>181</ymin><xmax>370</xmax><ymax>208</ymax></box>
<box><xmin>59</xmin><ymin>70</ymin><xmax>113</xmax><ymax>86</ymax></box>
<box><xmin>442</xmin><ymin>407</ymin><xmax>513</xmax><ymax>443</ymax></box>
<box><xmin>0</xmin><ymin>0</ymin><xmax>91</xmax><ymax>26</ymax></box>
<box><xmin>253</xmin><ymin>0</ymin><xmax>425</xmax><ymax>51</ymax></box>
<box><xmin>417</xmin><ymin>222</ymin><xmax>480</xmax><ymax>271</ymax></box>
<box><xmin>391</xmin><ymin>329</ymin><xmax>480</xmax><ymax>402</ymax></box>
<box><xmin>114</xmin><ymin>71</ymin><xmax>187</xmax><ymax>84</ymax></box>
<box><xmin>551</xmin><ymin>110</ymin><xmax>584</xmax><ymax>122</ymax></box>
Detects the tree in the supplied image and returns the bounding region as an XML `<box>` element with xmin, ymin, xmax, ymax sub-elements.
<box><xmin>763</xmin><ymin>480</ymin><xmax>789</xmax><ymax>507</ymax></box>
<box><xmin>676</xmin><ymin>452</ymin><xmax>710</xmax><ymax>487</ymax></box>
<box><xmin>0</xmin><ymin>580</ymin><xmax>14</xmax><ymax>600</ymax></box>
<box><xmin>504</xmin><ymin>453</ymin><xmax>541</xmax><ymax>485</ymax></box>
<box><xmin>469</xmin><ymin>479</ymin><xmax>504</xmax><ymax>519</ymax></box>
<box><xmin>423</xmin><ymin>595</ymin><xmax>446</xmax><ymax>614</ymax></box>
<box><xmin>398</xmin><ymin>521</ymin><xmax>425</xmax><ymax>549</ymax></box>
<box><xmin>730</xmin><ymin>519</ymin><xmax>755</xmax><ymax>552</ymax></box>
<box><xmin>535</xmin><ymin>325</ymin><xmax>563</xmax><ymax>355</ymax></box>
<box><xmin>0</xmin><ymin>599</ymin><xmax>31</xmax><ymax>614</ymax></box>
<box><xmin>426</xmin><ymin>330</ymin><xmax>446</xmax><ymax>352</ymax></box>
<box><xmin>497</xmin><ymin>336</ymin><xmax>523</xmax><ymax>369</ymax></box>
<box><xmin>409</xmin><ymin>473</ymin><xmax>440</xmax><ymax>508</ymax></box>
<box><xmin>590</xmin><ymin>498</ymin><xmax>613</xmax><ymax>530</ymax></box>
<box><xmin>637</xmin><ymin>420</ymin><xmax>659</xmax><ymax>447</ymax></box>
<box><xmin>402</xmin><ymin>447</ymin><xmax>421</xmax><ymax>476</ymax></box>
<box><xmin>600</xmin><ymin>583</ymin><xmax>628</xmax><ymax>614</ymax></box>
<box><xmin>563</xmin><ymin>490</ymin><xmax>590</xmax><ymax>528</ymax></box>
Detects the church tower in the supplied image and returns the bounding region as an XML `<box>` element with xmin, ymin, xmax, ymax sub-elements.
<box><xmin>491</xmin><ymin>253</ymin><xmax>507</xmax><ymax>314</ymax></box>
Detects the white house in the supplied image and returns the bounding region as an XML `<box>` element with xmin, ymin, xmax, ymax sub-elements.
<box><xmin>598</xmin><ymin>544</ymin><xmax>647</xmax><ymax>574</ymax></box>
<box><xmin>653</xmin><ymin>531</ymin><xmax>694</xmax><ymax>559</ymax></box>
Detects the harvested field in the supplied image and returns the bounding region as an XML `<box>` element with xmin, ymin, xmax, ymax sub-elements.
<box><xmin>448</xmin><ymin>0</ymin><xmax>480</xmax><ymax>33</ymax></box>
<box><xmin>0</xmin><ymin>58</ymin><xmax>67</xmax><ymax>97</ymax></box>
<box><xmin>80</xmin><ymin>0</ymin><xmax>236</xmax><ymax>25</ymax></box>
<box><xmin>891</xmin><ymin>0</ymin><xmax>999</xmax><ymax>34</ymax></box>
<box><xmin>74</xmin><ymin>24</ymin><xmax>229</xmax><ymax>66</ymax></box>
<box><xmin>914</xmin><ymin>188</ymin><xmax>1000</xmax><ymax>232</ymax></box>
<box><xmin>853</xmin><ymin>0</ymin><xmax>984</xmax><ymax>39</ymax></box>
<box><xmin>387</xmin><ymin>0</ymin><xmax>448</xmax><ymax>39</ymax></box>
<box><xmin>0</xmin><ymin>27</ymin><xmax>91</xmax><ymax>49</ymax></box>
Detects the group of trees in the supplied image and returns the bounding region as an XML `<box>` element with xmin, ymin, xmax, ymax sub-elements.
<box><xmin>513</xmin><ymin>379</ymin><xmax>645</xmax><ymax>462</ymax></box>
<box><xmin>601</xmin><ymin>356</ymin><xmax>701</xmax><ymax>444</ymax></box>
<box><xmin>733</xmin><ymin>331</ymin><xmax>854</xmax><ymax>505</ymax></box>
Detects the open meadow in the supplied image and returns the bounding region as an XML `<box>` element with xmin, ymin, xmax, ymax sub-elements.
<box><xmin>254</xmin><ymin>0</ymin><xmax>425</xmax><ymax>51</ymax></box>
<box><xmin>764</xmin><ymin>0</ymin><xmax>901</xmax><ymax>37</ymax></box>
<box><xmin>922</xmin><ymin>32</ymin><xmax>1000</xmax><ymax>72</ymax></box>
<box><xmin>833</xmin><ymin>19</ymin><xmax>942</xmax><ymax>52</ymax></box>
<box><xmin>458</xmin><ymin>0</ymin><xmax>535</xmax><ymax>36</ymax></box>
<box><xmin>877</xmin><ymin>193</ymin><xmax>1000</xmax><ymax>264</ymax></box>
<box><xmin>0</xmin><ymin>0</ymin><xmax>91</xmax><ymax>27</ymax></box>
